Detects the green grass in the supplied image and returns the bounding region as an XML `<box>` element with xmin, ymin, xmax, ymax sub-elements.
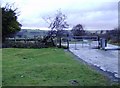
<box><xmin>2</xmin><ymin>48</ymin><xmax>111</xmax><ymax>86</ymax></box>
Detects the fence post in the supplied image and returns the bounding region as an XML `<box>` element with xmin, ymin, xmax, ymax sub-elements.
<box><xmin>67</xmin><ymin>34</ymin><xmax>69</xmax><ymax>49</ymax></box>
<box><xmin>98</xmin><ymin>36</ymin><xmax>100</xmax><ymax>49</ymax></box>
<box><xmin>14</xmin><ymin>37</ymin><xmax>16</xmax><ymax>43</ymax></box>
<box><xmin>14</xmin><ymin>37</ymin><xmax>16</xmax><ymax>47</ymax></box>
<box><xmin>24</xmin><ymin>35</ymin><xmax>27</xmax><ymax>48</ymax></box>
<box><xmin>67</xmin><ymin>38</ymin><xmax>69</xmax><ymax>49</ymax></box>
<box><xmin>34</xmin><ymin>36</ymin><xmax>36</xmax><ymax>44</ymax></box>
<box><xmin>24</xmin><ymin>35</ymin><xmax>27</xmax><ymax>44</ymax></box>
<box><xmin>75</xmin><ymin>39</ymin><xmax>77</xmax><ymax>50</ymax></box>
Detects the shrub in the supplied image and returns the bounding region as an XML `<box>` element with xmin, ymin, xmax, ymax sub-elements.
<box><xmin>2</xmin><ymin>41</ymin><xmax>47</xmax><ymax>48</ymax></box>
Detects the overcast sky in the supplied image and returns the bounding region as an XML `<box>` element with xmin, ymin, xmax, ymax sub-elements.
<box><xmin>1</xmin><ymin>0</ymin><xmax>119</xmax><ymax>30</ymax></box>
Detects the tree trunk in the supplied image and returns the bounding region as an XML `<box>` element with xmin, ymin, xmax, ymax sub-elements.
<box><xmin>59</xmin><ymin>37</ymin><xmax>61</xmax><ymax>48</ymax></box>
<box><xmin>67</xmin><ymin>38</ymin><xmax>69</xmax><ymax>49</ymax></box>
<box><xmin>51</xmin><ymin>37</ymin><xmax>55</xmax><ymax>46</ymax></box>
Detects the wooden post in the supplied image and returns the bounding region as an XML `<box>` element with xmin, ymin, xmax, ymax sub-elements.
<box><xmin>67</xmin><ymin>34</ymin><xmax>69</xmax><ymax>49</ymax></box>
<box><xmin>59</xmin><ymin>36</ymin><xmax>61</xmax><ymax>48</ymax></box>
<box><xmin>24</xmin><ymin>35</ymin><xmax>27</xmax><ymax>48</ymax></box>
<box><xmin>67</xmin><ymin>38</ymin><xmax>69</xmax><ymax>49</ymax></box>
<box><xmin>34</xmin><ymin>36</ymin><xmax>36</xmax><ymax>44</ymax></box>
<box><xmin>14</xmin><ymin>37</ymin><xmax>16</xmax><ymax>47</ymax></box>
<box><xmin>14</xmin><ymin>37</ymin><xmax>16</xmax><ymax>43</ymax></box>
<box><xmin>75</xmin><ymin>39</ymin><xmax>77</xmax><ymax>50</ymax></box>
<box><xmin>24</xmin><ymin>35</ymin><xmax>26</xmax><ymax>43</ymax></box>
<box><xmin>34</xmin><ymin>36</ymin><xmax>38</xmax><ymax>47</ymax></box>
<box><xmin>98</xmin><ymin>36</ymin><xmax>100</xmax><ymax>49</ymax></box>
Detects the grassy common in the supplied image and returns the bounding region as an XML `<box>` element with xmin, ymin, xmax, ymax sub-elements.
<box><xmin>2</xmin><ymin>48</ymin><xmax>111</xmax><ymax>86</ymax></box>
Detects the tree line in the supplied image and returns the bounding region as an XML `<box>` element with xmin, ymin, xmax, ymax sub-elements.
<box><xmin>2</xmin><ymin>4</ymin><xmax>119</xmax><ymax>47</ymax></box>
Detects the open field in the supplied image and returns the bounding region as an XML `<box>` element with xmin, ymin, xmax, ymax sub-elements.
<box><xmin>2</xmin><ymin>48</ymin><xmax>112</xmax><ymax>86</ymax></box>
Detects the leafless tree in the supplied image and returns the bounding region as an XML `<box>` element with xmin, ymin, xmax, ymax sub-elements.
<box><xmin>43</xmin><ymin>10</ymin><xmax>69</xmax><ymax>48</ymax></box>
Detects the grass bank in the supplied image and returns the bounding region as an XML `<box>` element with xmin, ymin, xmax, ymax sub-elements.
<box><xmin>2</xmin><ymin>48</ymin><xmax>111</xmax><ymax>86</ymax></box>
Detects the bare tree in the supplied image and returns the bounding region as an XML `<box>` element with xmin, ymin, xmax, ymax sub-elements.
<box><xmin>43</xmin><ymin>10</ymin><xmax>69</xmax><ymax>48</ymax></box>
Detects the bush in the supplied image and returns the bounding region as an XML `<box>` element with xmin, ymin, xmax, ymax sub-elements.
<box><xmin>2</xmin><ymin>37</ymin><xmax>69</xmax><ymax>48</ymax></box>
<box><xmin>2</xmin><ymin>41</ymin><xmax>48</xmax><ymax>48</ymax></box>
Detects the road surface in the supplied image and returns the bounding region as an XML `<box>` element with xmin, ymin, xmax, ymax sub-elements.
<box><xmin>69</xmin><ymin>42</ymin><xmax>119</xmax><ymax>78</ymax></box>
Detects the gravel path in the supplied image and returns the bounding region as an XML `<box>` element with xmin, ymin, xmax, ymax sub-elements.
<box><xmin>69</xmin><ymin>42</ymin><xmax>119</xmax><ymax>79</ymax></box>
